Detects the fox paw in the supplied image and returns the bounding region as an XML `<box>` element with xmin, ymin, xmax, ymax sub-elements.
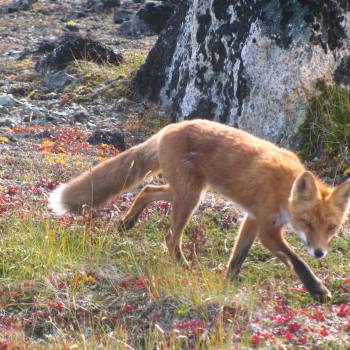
<box><xmin>226</xmin><ymin>265</ymin><xmax>243</xmax><ymax>282</ymax></box>
<box><xmin>165</xmin><ymin>233</ymin><xmax>190</xmax><ymax>269</ymax></box>
<box><xmin>117</xmin><ymin>218</ymin><xmax>136</xmax><ymax>231</ymax></box>
<box><xmin>175</xmin><ymin>250</ymin><xmax>190</xmax><ymax>269</ymax></box>
<box><xmin>310</xmin><ymin>286</ymin><xmax>332</xmax><ymax>303</ymax></box>
<box><xmin>226</xmin><ymin>273</ymin><xmax>243</xmax><ymax>283</ymax></box>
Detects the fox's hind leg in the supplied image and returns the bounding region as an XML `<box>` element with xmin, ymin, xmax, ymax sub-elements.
<box><xmin>226</xmin><ymin>215</ymin><xmax>258</xmax><ymax>279</ymax></box>
<box><xmin>118</xmin><ymin>184</ymin><xmax>172</xmax><ymax>230</ymax></box>
<box><xmin>165</xmin><ymin>185</ymin><xmax>204</xmax><ymax>268</ymax></box>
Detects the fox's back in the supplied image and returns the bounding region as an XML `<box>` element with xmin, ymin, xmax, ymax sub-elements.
<box><xmin>159</xmin><ymin>119</ymin><xmax>303</xmax><ymax>173</ymax></box>
<box><xmin>158</xmin><ymin>120</ymin><xmax>305</xmax><ymax>215</ymax></box>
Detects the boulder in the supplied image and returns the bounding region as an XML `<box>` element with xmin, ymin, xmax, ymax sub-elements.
<box><xmin>136</xmin><ymin>1</ymin><xmax>175</xmax><ymax>34</ymax></box>
<box><xmin>119</xmin><ymin>1</ymin><xmax>175</xmax><ymax>36</ymax></box>
<box><xmin>134</xmin><ymin>0</ymin><xmax>350</xmax><ymax>147</ymax></box>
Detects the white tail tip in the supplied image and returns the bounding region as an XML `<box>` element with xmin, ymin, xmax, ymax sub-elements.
<box><xmin>48</xmin><ymin>184</ymin><xmax>68</xmax><ymax>215</ymax></box>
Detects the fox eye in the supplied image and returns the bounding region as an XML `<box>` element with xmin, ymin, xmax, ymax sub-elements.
<box><xmin>328</xmin><ymin>224</ymin><xmax>337</xmax><ymax>232</ymax></box>
<box><xmin>301</xmin><ymin>218</ymin><xmax>312</xmax><ymax>229</ymax></box>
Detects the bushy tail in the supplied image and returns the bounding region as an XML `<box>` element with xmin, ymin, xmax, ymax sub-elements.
<box><xmin>48</xmin><ymin>133</ymin><xmax>160</xmax><ymax>214</ymax></box>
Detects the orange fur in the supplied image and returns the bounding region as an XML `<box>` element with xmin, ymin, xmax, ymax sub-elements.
<box><xmin>49</xmin><ymin>120</ymin><xmax>350</xmax><ymax>302</ymax></box>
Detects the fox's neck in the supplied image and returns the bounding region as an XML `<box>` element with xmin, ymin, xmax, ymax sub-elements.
<box><xmin>274</xmin><ymin>208</ymin><xmax>291</xmax><ymax>227</ymax></box>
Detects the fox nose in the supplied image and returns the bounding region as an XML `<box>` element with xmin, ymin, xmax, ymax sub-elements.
<box><xmin>314</xmin><ymin>248</ymin><xmax>325</xmax><ymax>259</ymax></box>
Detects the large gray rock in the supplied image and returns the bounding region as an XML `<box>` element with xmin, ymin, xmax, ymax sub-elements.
<box><xmin>134</xmin><ymin>0</ymin><xmax>350</xmax><ymax>147</ymax></box>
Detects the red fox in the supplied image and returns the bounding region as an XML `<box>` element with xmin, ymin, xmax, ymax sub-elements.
<box><xmin>49</xmin><ymin>120</ymin><xmax>350</xmax><ymax>302</ymax></box>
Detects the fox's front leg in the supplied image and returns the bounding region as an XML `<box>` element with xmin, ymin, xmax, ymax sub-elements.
<box><xmin>259</xmin><ymin>227</ymin><xmax>331</xmax><ymax>303</ymax></box>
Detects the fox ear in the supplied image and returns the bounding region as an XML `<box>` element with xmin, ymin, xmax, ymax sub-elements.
<box><xmin>290</xmin><ymin>171</ymin><xmax>320</xmax><ymax>202</ymax></box>
<box><xmin>330</xmin><ymin>181</ymin><xmax>350</xmax><ymax>211</ymax></box>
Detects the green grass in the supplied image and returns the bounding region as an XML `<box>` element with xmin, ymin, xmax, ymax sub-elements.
<box><xmin>0</xmin><ymin>213</ymin><xmax>110</xmax><ymax>280</ymax></box>
<box><xmin>299</xmin><ymin>82</ymin><xmax>350</xmax><ymax>174</ymax></box>
<box><xmin>1</xmin><ymin>203</ymin><xmax>350</xmax><ymax>348</ymax></box>
<box><xmin>1</xmin><ymin>127</ymin><xmax>350</xmax><ymax>349</ymax></box>
<box><xmin>66</xmin><ymin>51</ymin><xmax>147</xmax><ymax>100</ymax></box>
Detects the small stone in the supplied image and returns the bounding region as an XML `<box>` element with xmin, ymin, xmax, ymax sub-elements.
<box><xmin>43</xmin><ymin>71</ymin><xmax>74</xmax><ymax>91</ymax></box>
<box><xmin>0</xmin><ymin>132</ymin><xmax>17</xmax><ymax>142</ymax></box>
<box><xmin>65</xmin><ymin>24</ymin><xmax>80</xmax><ymax>32</ymax></box>
<box><xmin>87</xmin><ymin>129</ymin><xmax>126</xmax><ymax>151</ymax></box>
<box><xmin>119</xmin><ymin>21</ymin><xmax>132</xmax><ymax>36</ymax></box>
<box><xmin>22</xmin><ymin>104</ymin><xmax>47</xmax><ymax>119</ymax></box>
<box><xmin>23</xmin><ymin>115</ymin><xmax>37</xmax><ymax>123</ymax></box>
<box><xmin>12</xmin><ymin>0</ymin><xmax>36</xmax><ymax>10</ymax></box>
<box><xmin>1</xmin><ymin>0</ymin><xmax>37</xmax><ymax>13</ymax></box>
<box><xmin>101</xmin><ymin>0</ymin><xmax>120</xmax><ymax>7</ymax></box>
<box><xmin>0</xmin><ymin>119</ymin><xmax>16</xmax><ymax>128</ymax></box>
<box><xmin>87</xmin><ymin>1</ymin><xmax>105</xmax><ymax>13</ymax></box>
<box><xmin>113</xmin><ymin>9</ymin><xmax>133</xmax><ymax>24</ymax></box>
<box><xmin>73</xmin><ymin>111</ymin><xmax>89</xmax><ymax>123</ymax></box>
<box><xmin>33</xmin><ymin>130</ymin><xmax>52</xmax><ymax>139</ymax></box>
<box><xmin>0</xmin><ymin>95</ymin><xmax>15</xmax><ymax>107</ymax></box>
<box><xmin>46</xmin><ymin>115</ymin><xmax>58</xmax><ymax>123</ymax></box>
<box><xmin>87</xmin><ymin>122</ymin><xmax>96</xmax><ymax>128</ymax></box>
<box><xmin>61</xmin><ymin>11</ymin><xmax>86</xmax><ymax>22</ymax></box>
<box><xmin>86</xmin><ymin>0</ymin><xmax>120</xmax><ymax>12</ymax></box>
<box><xmin>8</xmin><ymin>84</ymin><xmax>30</xmax><ymax>96</ymax></box>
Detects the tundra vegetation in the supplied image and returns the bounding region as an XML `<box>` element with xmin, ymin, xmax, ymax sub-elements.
<box><xmin>0</xmin><ymin>0</ymin><xmax>350</xmax><ymax>349</ymax></box>
<box><xmin>1</xmin><ymin>75</ymin><xmax>350</xmax><ymax>349</ymax></box>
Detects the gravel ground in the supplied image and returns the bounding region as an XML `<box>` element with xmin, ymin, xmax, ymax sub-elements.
<box><xmin>0</xmin><ymin>0</ymin><xmax>164</xmax><ymax>142</ymax></box>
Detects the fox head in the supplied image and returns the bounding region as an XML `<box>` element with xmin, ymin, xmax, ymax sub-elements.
<box><xmin>288</xmin><ymin>171</ymin><xmax>350</xmax><ymax>259</ymax></box>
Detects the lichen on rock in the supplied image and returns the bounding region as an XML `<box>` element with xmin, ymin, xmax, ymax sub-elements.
<box><xmin>134</xmin><ymin>0</ymin><xmax>350</xmax><ymax>147</ymax></box>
